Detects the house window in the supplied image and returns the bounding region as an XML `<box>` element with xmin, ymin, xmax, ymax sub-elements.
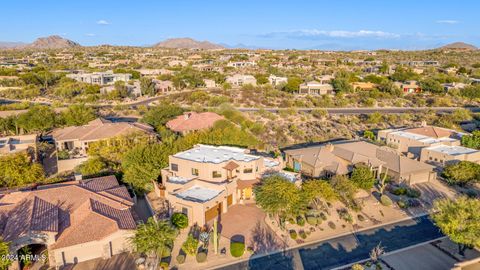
<box><xmin>192</xmin><ymin>168</ymin><xmax>199</xmax><ymax>176</ymax></box>
<box><xmin>212</xmin><ymin>171</ymin><xmax>222</xmax><ymax>178</ymax></box>
<box><xmin>243</xmin><ymin>168</ymin><xmax>253</xmax><ymax>173</ymax></box>
<box><xmin>182</xmin><ymin>207</ymin><xmax>188</xmax><ymax>215</ymax></box>
<box><xmin>429</xmin><ymin>157</ymin><xmax>432</xmax><ymax>160</ymax></box>
<box><xmin>171</xmin><ymin>163</ymin><xmax>178</xmax><ymax>171</ymax></box>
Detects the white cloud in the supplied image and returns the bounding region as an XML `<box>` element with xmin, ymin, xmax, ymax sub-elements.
<box><xmin>96</xmin><ymin>20</ymin><xmax>110</xmax><ymax>25</ymax></box>
<box><xmin>261</xmin><ymin>29</ymin><xmax>400</xmax><ymax>39</ymax></box>
<box><xmin>436</xmin><ymin>20</ymin><xmax>459</xmax><ymax>24</ymax></box>
<box><xmin>85</xmin><ymin>33</ymin><xmax>96</xmax><ymax>37</ymax></box>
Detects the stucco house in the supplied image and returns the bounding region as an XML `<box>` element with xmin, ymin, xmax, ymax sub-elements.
<box><xmin>158</xmin><ymin>145</ymin><xmax>287</xmax><ymax>226</ymax></box>
<box><xmin>51</xmin><ymin>118</ymin><xmax>154</xmax><ymax>172</ymax></box>
<box><xmin>284</xmin><ymin>140</ymin><xmax>435</xmax><ymax>185</ymax></box>
<box><xmin>420</xmin><ymin>145</ymin><xmax>480</xmax><ymax>165</ymax></box>
<box><xmin>225</xmin><ymin>74</ymin><xmax>257</xmax><ymax>87</ymax></box>
<box><xmin>377</xmin><ymin>125</ymin><xmax>465</xmax><ymax>159</ymax></box>
<box><xmin>0</xmin><ymin>175</ymin><xmax>137</xmax><ymax>269</ymax></box>
<box><xmin>0</xmin><ymin>134</ymin><xmax>38</xmax><ymax>161</ymax></box>
<box><xmin>166</xmin><ymin>112</ymin><xmax>224</xmax><ymax>135</ymax></box>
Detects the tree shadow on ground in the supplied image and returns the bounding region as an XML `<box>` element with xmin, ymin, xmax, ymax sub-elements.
<box><xmin>249</xmin><ymin>221</ymin><xmax>286</xmax><ymax>255</ymax></box>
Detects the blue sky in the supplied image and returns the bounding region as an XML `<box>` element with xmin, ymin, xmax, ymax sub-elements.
<box><xmin>1</xmin><ymin>0</ymin><xmax>479</xmax><ymax>50</ymax></box>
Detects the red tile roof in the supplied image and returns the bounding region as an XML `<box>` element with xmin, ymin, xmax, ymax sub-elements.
<box><xmin>166</xmin><ymin>112</ymin><xmax>224</xmax><ymax>133</ymax></box>
<box><xmin>0</xmin><ymin>175</ymin><xmax>137</xmax><ymax>249</ymax></box>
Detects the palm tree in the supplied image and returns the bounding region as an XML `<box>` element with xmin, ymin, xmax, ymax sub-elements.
<box><xmin>131</xmin><ymin>218</ymin><xmax>178</xmax><ymax>261</ymax></box>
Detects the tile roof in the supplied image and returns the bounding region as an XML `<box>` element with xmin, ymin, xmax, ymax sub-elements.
<box><xmin>52</xmin><ymin>118</ymin><xmax>153</xmax><ymax>142</ymax></box>
<box><xmin>166</xmin><ymin>112</ymin><xmax>224</xmax><ymax>133</ymax></box>
<box><xmin>0</xmin><ymin>175</ymin><xmax>137</xmax><ymax>249</ymax></box>
<box><xmin>404</xmin><ymin>126</ymin><xmax>457</xmax><ymax>139</ymax></box>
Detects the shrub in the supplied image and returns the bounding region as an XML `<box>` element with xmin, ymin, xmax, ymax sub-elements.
<box><xmin>351</xmin><ymin>263</ymin><xmax>365</xmax><ymax>270</ymax></box>
<box><xmin>296</xmin><ymin>216</ymin><xmax>305</xmax><ymax>226</ymax></box>
<box><xmin>406</xmin><ymin>188</ymin><xmax>421</xmax><ymax>198</ymax></box>
<box><xmin>397</xmin><ymin>200</ymin><xmax>408</xmax><ymax>209</ymax></box>
<box><xmin>159</xmin><ymin>262</ymin><xmax>169</xmax><ymax>270</ymax></box>
<box><xmin>230</xmin><ymin>242</ymin><xmax>245</xmax><ymax>258</ymax></box>
<box><xmin>176</xmin><ymin>254</ymin><xmax>185</xmax><ymax>264</ymax></box>
<box><xmin>289</xmin><ymin>230</ymin><xmax>298</xmax><ymax>239</ymax></box>
<box><xmin>306</xmin><ymin>216</ymin><xmax>318</xmax><ymax>226</ymax></box>
<box><xmin>320</xmin><ymin>212</ymin><xmax>327</xmax><ymax>221</ymax></box>
<box><xmin>57</xmin><ymin>150</ymin><xmax>70</xmax><ymax>160</ymax></box>
<box><xmin>288</xmin><ymin>218</ymin><xmax>296</xmax><ymax>224</ymax></box>
<box><xmin>162</xmin><ymin>247</ymin><xmax>171</xmax><ymax>258</ymax></box>
<box><xmin>328</xmin><ymin>221</ymin><xmax>336</xmax><ymax>229</ymax></box>
<box><xmin>380</xmin><ymin>195</ymin><xmax>393</xmax><ymax>206</ymax></box>
<box><xmin>171</xmin><ymin>213</ymin><xmax>189</xmax><ymax>229</ymax></box>
<box><xmin>391</xmin><ymin>187</ymin><xmax>407</xmax><ymax>196</ymax></box>
<box><xmin>196</xmin><ymin>252</ymin><xmax>207</xmax><ymax>263</ymax></box>
<box><xmin>357</xmin><ymin>214</ymin><xmax>365</xmax><ymax>222</ymax></box>
<box><xmin>182</xmin><ymin>235</ymin><xmax>199</xmax><ymax>256</ymax></box>
<box><xmin>299</xmin><ymin>230</ymin><xmax>307</xmax><ymax>239</ymax></box>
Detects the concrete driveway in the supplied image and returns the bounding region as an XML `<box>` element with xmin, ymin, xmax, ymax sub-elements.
<box><xmin>218</xmin><ymin>204</ymin><xmax>285</xmax><ymax>253</ymax></box>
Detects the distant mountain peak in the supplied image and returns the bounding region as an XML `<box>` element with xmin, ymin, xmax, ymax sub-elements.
<box><xmin>153</xmin><ymin>37</ymin><xmax>224</xmax><ymax>50</ymax></box>
<box><xmin>438</xmin><ymin>42</ymin><xmax>477</xmax><ymax>50</ymax></box>
<box><xmin>26</xmin><ymin>35</ymin><xmax>81</xmax><ymax>49</ymax></box>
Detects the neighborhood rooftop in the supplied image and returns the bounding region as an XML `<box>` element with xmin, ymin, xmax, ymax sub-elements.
<box><xmin>174</xmin><ymin>144</ymin><xmax>260</xmax><ymax>163</ymax></box>
<box><xmin>425</xmin><ymin>145</ymin><xmax>480</xmax><ymax>156</ymax></box>
<box><xmin>175</xmin><ymin>185</ymin><xmax>223</xmax><ymax>202</ymax></box>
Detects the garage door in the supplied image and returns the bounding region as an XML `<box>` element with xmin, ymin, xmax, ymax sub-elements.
<box><xmin>205</xmin><ymin>202</ymin><xmax>222</xmax><ymax>222</ymax></box>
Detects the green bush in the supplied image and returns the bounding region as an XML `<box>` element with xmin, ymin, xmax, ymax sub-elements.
<box><xmin>288</xmin><ymin>217</ymin><xmax>296</xmax><ymax>224</ymax></box>
<box><xmin>397</xmin><ymin>200</ymin><xmax>408</xmax><ymax>209</ymax></box>
<box><xmin>171</xmin><ymin>213</ymin><xmax>189</xmax><ymax>229</ymax></box>
<box><xmin>392</xmin><ymin>187</ymin><xmax>407</xmax><ymax>196</ymax></box>
<box><xmin>159</xmin><ymin>262</ymin><xmax>169</xmax><ymax>270</ymax></box>
<box><xmin>162</xmin><ymin>247</ymin><xmax>171</xmax><ymax>258</ymax></box>
<box><xmin>328</xmin><ymin>221</ymin><xmax>336</xmax><ymax>229</ymax></box>
<box><xmin>296</xmin><ymin>216</ymin><xmax>305</xmax><ymax>226</ymax></box>
<box><xmin>357</xmin><ymin>214</ymin><xmax>365</xmax><ymax>222</ymax></box>
<box><xmin>196</xmin><ymin>252</ymin><xmax>207</xmax><ymax>263</ymax></box>
<box><xmin>320</xmin><ymin>212</ymin><xmax>327</xmax><ymax>221</ymax></box>
<box><xmin>299</xmin><ymin>230</ymin><xmax>307</xmax><ymax>239</ymax></box>
<box><xmin>380</xmin><ymin>195</ymin><xmax>393</xmax><ymax>206</ymax></box>
<box><xmin>306</xmin><ymin>216</ymin><xmax>318</xmax><ymax>226</ymax></box>
<box><xmin>230</xmin><ymin>242</ymin><xmax>245</xmax><ymax>258</ymax></box>
<box><xmin>289</xmin><ymin>230</ymin><xmax>298</xmax><ymax>239</ymax></box>
<box><xmin>176</xmin><ymin>254</ymin><xmax>185</xmax><ymax>264</ymax></box>
<box><xmin>406</xmin><ymin>188</ymin><xmax>421</xmax><ymax>198</ymax></box>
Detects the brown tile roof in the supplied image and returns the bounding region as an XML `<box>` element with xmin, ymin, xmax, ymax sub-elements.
<box><xmin>405</xmin><ymin>126</ymin><xmax>456</xmax><ymax>139</ymax></box>
<box><xmin>285</xmin><ymin>140</ymin><xmax>433</xmax><ymax>176</ymax></box>
<box><xmin>166</xmin><ymin>112</ymin><xmax>224</xmax><ymax>133</ymax></box>
<box><xmin>52</xmin><ymin>118</ymin><xmax>153</xmax><ymax>142</ymax></box>
<box><xmin>223</xmin><ymin>161</ymin><xmax>240</xmax><ymax>171</ymax></box>
<box><xmin>0</xmin><ymin>175</ymin><xmax>137</xmax><ymax>249</ymax></box>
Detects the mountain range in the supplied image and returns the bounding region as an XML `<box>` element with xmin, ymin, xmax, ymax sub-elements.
<box><xmin>0</xmin><ymin>35</ymin><xmax>478</xmax><ymax>51</ymax></box>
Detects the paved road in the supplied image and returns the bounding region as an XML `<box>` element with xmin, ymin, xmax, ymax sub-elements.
<box><xmin>215</xmin><ymin>215</ymin><xmax>443</xmax><ymax>270</ymax></box>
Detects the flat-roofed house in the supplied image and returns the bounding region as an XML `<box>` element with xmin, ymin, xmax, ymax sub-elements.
<box><xmin>0</xmin><ymin>175</ymin><xmax>137</xmax><ymax>268</ymax></box>
<box><xmin>166</xmin><ymin>112</ymin><xmax>224</xmax><ymax>135</ymax></box>
<box><xmin>225</xmin><ymin>74</ymin><xmax>257</xmax><ymax>87</ymax></box>
<box><xmin>284</xmin><ymin>140</ymin><xmax>435</xmax><ymax>185</ymax></box>
<box><xmin>378</xmin><ymin>125</ymin><xmax>464</xmax><ymax>158</ymax></box>
<box><xmin>159</xmin><ymin>145</ymin><xmax>285</xmax><ymax>225</ymax></box>
<box><xmin>0</xmin><ymin>134</ymin><xmax>38</xmax><ymax>161</ymax></box>
<box><xmin>420</xmin><ymin>145</ymin><xmax>480</xmax><ymax>165</ymax></box>
<box><xmin>268</xmin><ymin>75</ymin><xmax>288</xmax><ymax>86</ymax></box>
<box><xmin>153</xmin><ymin>80</ymin><xmax>175</xmax><ymax>94</ymax></box>
<box><xmin>52</xmin><ymin>118</ymin><xmax>154</xmax><ymax>172</ymax></box>
<box><xmin>66</xmin><ymin>71</ymin><xmax>131</xmax><ymax>86</ymax></box>
<box><xmin>298</xmin><ymin>81</ymin><xmax>334</xmax><ymax>95</ymax></box>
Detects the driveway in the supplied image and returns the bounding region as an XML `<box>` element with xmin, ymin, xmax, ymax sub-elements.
<box><xmin>59</xmin><ymin>252</ymin><xmax>136</xmax><ymax>270</ymax></box>
<box><xmin>216</xmin><ymin>215</ymin><xmax>444</xmax><ymax>270</ymax></box>
<box><xmin>218</xmin><ymin>204</ymin><xmax>285</xmax><ymax>254</ymax></box>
